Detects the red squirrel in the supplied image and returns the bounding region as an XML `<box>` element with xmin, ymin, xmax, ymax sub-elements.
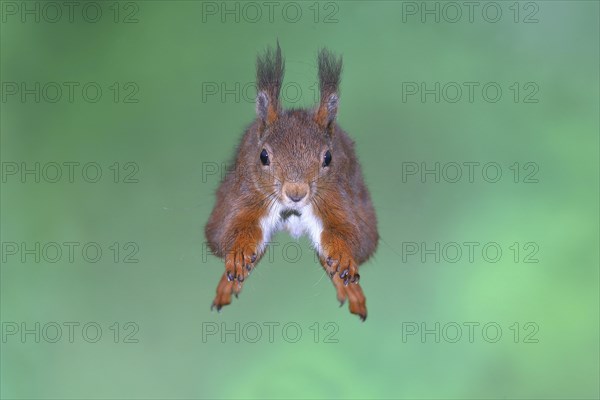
<box><xmin>205</xmin><ymin>43</ymin><xmax>378</xmax><ymax>321</ymax></box>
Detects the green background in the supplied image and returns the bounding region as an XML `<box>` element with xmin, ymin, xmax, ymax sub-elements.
<box><xmin>1</xmin><ymin>1</ymin><xmax>598</xmax><ymax>399</ymax></box>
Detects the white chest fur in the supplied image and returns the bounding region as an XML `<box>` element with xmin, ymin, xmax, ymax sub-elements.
<box><xmin>259</xmin><ymin>203</ymin><xmax>323</xmax><ymax>254</ymax></box>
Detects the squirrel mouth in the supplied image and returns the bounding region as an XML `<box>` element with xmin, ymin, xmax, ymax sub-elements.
<box><xmin>280</xmin><ymin>208</ymin><xmax>301</xmax><ymax>220</ymax></box>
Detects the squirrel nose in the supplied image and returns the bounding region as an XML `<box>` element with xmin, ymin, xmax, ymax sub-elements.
<box><xmin>288</xmin><ymin>192</ymin><xmax>306</xmax><ymax>203</ymax></box>
<box><xmin>284</xmin><ymin>184</ymin><xmax>309</xmax><ymax>203</ymax></box>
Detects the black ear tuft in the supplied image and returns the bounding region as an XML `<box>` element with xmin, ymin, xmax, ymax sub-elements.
<box><xmin>317</xmin><ymin>48</ymin><xmax>342</xmax><ymax>98</ymax></box>
<box><xmin>315</xmin><ymin>48</ymin><xmax>342</xmax><ymax>130</ymax></box>
<box><xmin>256</xmin><ymin>41</ymin><xmax>285</xmax><ymax>125</ymax></box>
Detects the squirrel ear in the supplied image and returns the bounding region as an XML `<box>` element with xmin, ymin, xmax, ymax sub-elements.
<box><xmin>256</xmin><ymin>91</ymin><xmax>277</xmax><ymax>125</ymax></box>
<box><xmin>315</xmin><ymin>48</ymin><xmax>342</xmax><ymax>131</ymax></box>
<box><xmin>315</xmin><ymin>93</ymin><xmax>339</xmax><ymax>128</ymax></box>
<box><xmin>256</xmin><ymin>42</ymin><xmax>285</xmax><ymax>126</ymax></box>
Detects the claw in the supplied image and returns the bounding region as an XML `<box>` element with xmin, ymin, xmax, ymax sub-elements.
<box><xmin>359</xmin><ymin>313</ymin><xmax>367</xmax><ymax>322</ymax></box>
<box><xmin>340</xmin><ymin>269</ymin><xmax>349</xmax><ymax>279</ymax></box>
<box><xmin>226</xmin><ymin>271</ymin><xmax>234</xmax><ymax>282</ymax></box>
<box><xmin>237</xmin><ymin>275</ymin><xmax>244</xmax><ymax>282</ymax></box>
<box><xmin>352</xmin><ymin>273</ymin><xmax>360</xmax><ymax>284</ymax></box>
<box><xmin>250</xmin><ymin>254</ymin><xmax>257</xmax><ymax>263</ymax></box>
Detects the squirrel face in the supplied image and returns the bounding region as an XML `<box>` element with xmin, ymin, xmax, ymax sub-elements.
<box><xmin>242</xmin><ymin>42</ymin><xmax>344</xmax><ymax>212</ymax></box>
<box><xmin>251</xmin><ymin>110</ymin><xmax>335</xmax><ymax>209</ymax></box>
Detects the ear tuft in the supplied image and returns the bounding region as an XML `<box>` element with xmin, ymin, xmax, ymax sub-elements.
<box><xmin>317</xmin><ymin>49</ymin><xmax>342</xmax><ymax>96</ymax></box>
<box><xmin>315</xmin><ymin>48</ymin><xmax>342</xmax><ymax>130</ymax></box>
<box><xmin>256</xmin><ymin>41</ymin><xmax>285</xmax><ymax>126</ymax></box>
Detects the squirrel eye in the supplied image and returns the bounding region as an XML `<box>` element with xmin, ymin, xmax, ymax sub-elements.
<box><xmin>323</xmin><ymin>150</ymin><xmax>332</xmax><ymax>167</ymax></box>
<box><xmin>260</xmin><ymin>149</ymin><xmax>270</xmax><ymax>166</ymax></box>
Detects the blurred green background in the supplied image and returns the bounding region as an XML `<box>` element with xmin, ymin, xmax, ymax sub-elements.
<box><xmin>1</xmin><ymin>1</ymin><xmax>598</xmax><ymax>399</ymax></box>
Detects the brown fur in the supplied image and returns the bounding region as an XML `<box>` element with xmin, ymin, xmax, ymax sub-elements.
<box><xmin>205</xmin><ymin>44</ymin><xmax>378</xmax><ymax>321</ymax></box>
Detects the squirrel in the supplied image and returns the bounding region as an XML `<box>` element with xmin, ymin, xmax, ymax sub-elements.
<box><xmin>205</xmin><ymin>43</ymin><xmax>378</xmax><ymax>321</ymax></box>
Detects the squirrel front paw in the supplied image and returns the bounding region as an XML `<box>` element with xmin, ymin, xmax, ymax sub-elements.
<box><xmin>322</xmin><ymin>234</ymin><xmax>360</xmax><ymax>285</ymax></box>
<box><xmin>325</xmin><ymin>252</ymin><xmax>359</xmax><ymax>286</ymax></box>
<box><xmin>211</xmin><ymin>245</ymin><xmax>258</xmax><ymax>312</ymax></box>
<box><xmin>225</xmin><ymin>245</ymin><xmax>258</xmax><ymax>283</ymax></box>
<box><xmin>327</xmin><ymin>268</ymin><xmax>367</xmax><ymax>321</ymax></box>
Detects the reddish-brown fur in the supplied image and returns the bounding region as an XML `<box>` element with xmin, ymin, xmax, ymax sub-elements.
<box><xmin>205</xmin><ymin>43</ymin><xmax>378</xmax><ymax>320</ymax></box>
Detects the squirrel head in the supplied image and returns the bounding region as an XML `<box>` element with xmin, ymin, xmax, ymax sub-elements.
<box><xmin>244</xmin><ymin>42</ymin><xmax>345</xmax><ymax>210</ymax></box>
